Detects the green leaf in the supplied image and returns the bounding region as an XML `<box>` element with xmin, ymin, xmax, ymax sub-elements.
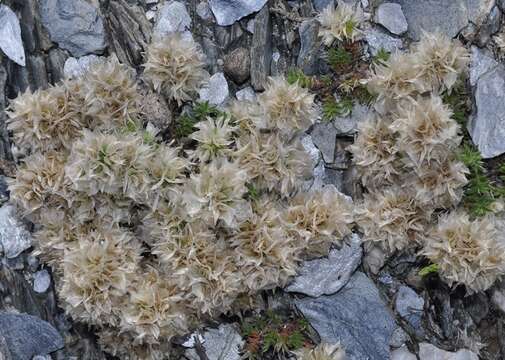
<box><xmin>323</xmin><ymin>97</ymin><xmax>354</xmax><ymax>120</ymax></box>
<box><xmin>372</xmin><ymin>48</ymin><xmax>390</xmax><ymax>64</ymax></box>
<box><xmin>287</xmin><ymin>331</ymin><xmax>305</xmax><ymax>350</ymax></box>
<box><xmin>328</xmin><ymin>47</ymin><xmax>352</xmax><ymax>68</ymax></box>
<box><xmin>287</xmin><ymin>69</ymin><xmax>312</xmax><ymax>88</ymax></box>
<box><xmin>419</xmin><ymin>263</ymin><xmax>439</xmax><ymax>276</ymax></box>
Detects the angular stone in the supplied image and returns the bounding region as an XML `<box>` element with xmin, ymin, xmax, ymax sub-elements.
<box><xmin>391</xmin><ymin>0</ymin><xmax>468</xmax><ymax>40</ymax></box>
<box><xmin>391</xmin><ymin>347</ymin><xmax>416</xmax><ymax>360</ymax></box>
<box><xmin>418</xmin><ymin>343</ymin><xmax>479</xmax><ymax>360</ymax></box>
<box><xmin>235</xmin><ymin>86</ymin><xmax>256</xmax><ymax>102</ymax></box>
<box><xmin>301</xmin><ymin>134</ymin><xmax>322</xmax><ymax>166</ymax></box>
<box><xmin>296</xmin><ymin>272</ymin><xmax>397</xmax><ymax>360</ymax></box>
<box><xmin>469</xmin><ymin>45</ymin><xmax>498</xmax><ymax>86</ymax></box>
<box><xmin>39</xmin><ymin>0</ymin><xmax>106</xmax><ymax>57</ymax></box>
<box><xmin>395</xmin><ymin>286</ymin><xmax>424</xmax><ymax>331</ymax></box>
<box><xmin>313</xmin><ymin>0</ymin><xmax>334</xmax><ymax>12</ymax></box>
<box><xmin>47</xmin><ymin>48</ymin><xmax>68</xmax><ymax>84</ymax></box>
<box><xmin>297</xmin><ymin>19</ymin><xmax>321</xmax><ymax>76</ymax></box>
<box><xmin>197</xmin><ymin>2</ymin><xmax>214</xmax><ymax>21</ymax></box>
<box><xmin>224</xmin><ymin>48</ymin><xmax>250</xmax><ymax>84</ymax></box>
<box><xmin>365</xmin><ymin>27</ymin><xmax>403</xmax><ymax>56</ymax></box>
<box><xmin>311</xmin><ymin>122</ymin><xmax>337</xmax><ymax>164</ymax></box>
<box><xmin>209</xmin><ymin>0</ymin><xmax>268</xmax><ymax>26</ymax></box>
<box><xmin>33</xmin><ymin>270</ymin><xmax>51</xmax><ymax>294</ymax></box>
<box><xmin>475</xmin><ymin>6</ymin><xmax>501</xmax><ymax>46</ymax></box>
<box><xmin>333</xmin><ymin>103</ymin><xmax>369</xmax><ymax>135</ymax></box>
<box><xmin>0</xmin><ymin>312</ymin><xmax>63</xmax><ymax>360</ymax></box>
<box><xmin>199</xmin><ymin>72</ymin><xmax>229</xmax><ymax>105</ymax></box>
<box><xmin>186</xmin><ymin>324</ymin><xmax>243</xmax><ymax>360</ymax></box>
<box><xmin>0</xmin><ymin>5</ymin><xmax>26</xmax><ymax>66</ymax></box>
<box><xmin>154</xmin><ymin>1</ymin><xmax>191</xmax><ymax>37</ymax></box>
<box><xmin>468</xmin><ymin>65</ymin><xmax>505</xmax><ymax>158</ymax></box>
<box><xmin>63</xmin><ymin>55</ymin><xmax>103</xmax><ymax>79</ymax></box>
<box><xmin>286</xmin><ymin>233</ymin><xmax>362</xmax><ymax>297</ymax></box>
<box><xmin>375</xmin><ymin>3</ymin><xmax>408</xmax><ymax>35</ymax></box>
<box><xmin>0</xmin><ymin>204</ymin><xmax>32</xmax><ymax>259</ymax></box>
<box><xmin>250</xmin><ymin>6</ymin><xmax>272</xmax><ymax>91</ymax></box>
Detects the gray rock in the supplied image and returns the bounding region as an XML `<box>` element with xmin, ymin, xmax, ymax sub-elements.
<box><xmin>391</xmin><ymin>0</ymin><xmax>468</xmax><ymax>40</ymax></box>
<box><xmin>365</xmin><ymin>27</ymin><xmax>403</xmax><ymax>56</ymax></box>
<box><xmin>199</xmin><ymin>72</ymin><xmax>229</xmax><ymax>105</ymax></box>
<box><xmin>492</xmin><ymin>279</ymin><xmax>505</xmax><ymax>314</ymax></box>
<box><xmin>333</xmin><ymin>103</ymin><xmax>369</xmax><ymax>135</ymax></box>
<box><xmin>395</xmin><ymin>286</ymin><xmax>424</xmax><ymax>331</ymax></box>
<box><xmin>389</xmin><ymin>327</ymin><xmax>410</xmax><ymax>348</ymax></box>
<box><xmin>322</xmin><ymin>167</ymin><xmax>344</xmax><ymax>191</ymax></box>
<box><xmin>301</xmin><ymin>135</ymin><xmax>323</xmax><ymax>166</ymax></box>
<box><xmin>313</xmin><ymin>0</ymin><xmax>334</xmax><ymax>11</ymax></box>
<box><xmin>296</xmin><ymin>272</ymin><xmax>397</xmax><ymax>360</ymax></box>
<box><xmin>468</xmin><ymin>65</ymin><xmax>505</xmax><ymax>158</ymax></box>
<box><xmin>33</xmin><ymin>270</ymin><xmax>51</xmax><ymax>294</ymax></box>
<box><xmin>0</xmin><ymin>5</ymin><xmax>26</xmax><ymax>66</ymax></box>
<box><xmin>286</xmin><ymin>233</ymin><xmax>362</xmax><ymax>297</ymax></box>
<box><xmin>209</xmin><ymin>0</ymin><xmax>268</xmax><ymax>26</ymax></box>
<box><xmin>0</xmin><ymin>312</ymin><xmax>63</xmax><ymax>360</ymax></box>
<box><xmin>375</xmin><ymin>3</ymin><xmax>408</xmax><ymax>35</ymax></box>
<box><xmin>418</xmin><ymin>343</ymin><xmax>479</xmax><ymax>360</ymax></box>
<box><xmin>197</xmin><ymin>2</ymin><xmax>214</xmax><ymax>21</ymax></box>
<box><xmin>297</xmin><ymin>19</ymin><xmax>321</xmax><ymax>76</ymax></box>
<box><xmin>311</xmin><ymin>161</ymin><xmax>327</xmax><ymax>191</ymax></box>
<box><xmin>63</xmin><ymin>55</ymin><xmax>103</xmax><ymax>79</ymax></box>
<box><xmin>154</xmin><ymin>1</ymin><xmax>191</xmax><ymax>38</ymax></box>
<box><xmin>250</xmin><ymin>6</ymin><xmax>272</xmax><ymax>91</ymax></box>
<box><xmin>39</xmin><ymin>0</ymin><xmax>106</xmax><ymax>57</ymax></box>
<box><xmin>469</xmin><ymin>45</ymin><xmax>498</xmax><ymax>86</ymax></box>
<box><xmin>235</xmin><ymin>86</ymin><xmax>256</xmax><ymax>102</ymax></box>
<box><xmin>475</xmin><ymin>6</ymin><xmax>501</xmax><ymax>46</ymax></box>
<box><xmin>391</xmin><ymin>347</ymin><xmax>416</xmax><ymax>360</ymax></box>
<box><xmin>224</xmin><ymin>48</ymin><xmax>250</xmax><ymax>84</ymax></box>
<box><xmin>499</xmin><ymin>0</ymin><xmax>505</xmax><ymax>11</ymax></box>
<box><xmin>186</xmin><ymin>324</ymin><xmax>243</xmax><ymax>360</ymax></box>
<box><xmin>0</xmin><ymin>204</ymin><xmax>32</xmax><ymax>259</ymax></box>
<box><xmin>467</xmin><ymin>0</ymin><xmax>495</xmax><ymax>27</ymax></box>
<box><xmin>311</xmin><ymin>122</ymin><xmax>337</xmax><ymax>163</ymax></box>
<box><xmin>47</xmin><ymin>48</ymin><xmax>68</xmax><ymax>84</ymax></box>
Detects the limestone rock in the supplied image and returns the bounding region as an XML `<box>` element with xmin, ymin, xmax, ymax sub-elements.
<box><xmin>0</xmin><ymin>5</ymin><xmax>26</xmax><ymax>66</ymax></box>
<box><xmin>286</xmin><ymin>233</ymin><xmax>362</xmax><ymax>297</ymax></box>
<box><xmin>199</xmin><ymin>72</ymin><xmax>230</xmax><ymax>105</ymax></box>
<box><xmin>296</xmin><ymin>272</ymin><xmax>397</xmax><ymax>360</ymax></box>
<box><xmin>39</xmin><ymin>0</ymin><xmax>106</xmax><ymax>57</ymax></box>
<box><xmin>418</xmin><ymin>343</ymin><xmax>478</xmax><ymax>360</ymax></box>
<box><xmin>209</xmin><ymin>0</ymin><xmax>268</xmax><ymax>26</ymax></box>
<box><xmin>375</xmin><ymin>3</ymin><xmax>408</xmax><ymax>35</ymax></box>
<box><xmin>0</xmin><ymin>204</ymin><xmax>32</xmax><ymax>259</ymax></box>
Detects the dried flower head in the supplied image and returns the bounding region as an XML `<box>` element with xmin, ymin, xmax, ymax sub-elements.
<box><xmin>232</xmin><ymin>198</ymin><xmax>300</xmax><ymax>292</ymax></box>
<box><xmin>190</xmin><ymin>116</ymin><xmax>236</xmax><ymax>162</ymax></box>
<box><xmin>152</xmin><ymin>220</ymin><xmax>241</xmax><ymax>314</ymax></box>
<box><xmin>412</xmin><ymin>32</ymin><xmax>470</xmax><ymax>93</ymax></box>
<box><xmin>390</xmin><ymin>96</ymin><xmax>461</xmax><ymax>167</ymax></box>
<box><xmin>410</xmin><ymin>156</ymin><xmax>468</xmax><ymax>209</ymax></box>
<box><xmin>6</xmin><ymin>83</ymin><xmax>84</xmax><ymax>153</ymax></box>
<box><xmin>355</xmin><ymin>186</ymin><xmax>430</xmax><ymax>253</ymax></box>
<box><xmin>143</xmin><ymin>33</ymin><xmax>208</xmax><ymax>105</ymax></box>
<box><xmin>81</xmin><ymin>57</ymin><xmax>140</xmax><ymax>130</ymax></box>
<box><xmin>295</xmin><ymin>342</ymin><xmax>347</xmax><ymax>360</ymax></box>
<box><xmin>284</xmin><ymin>185</ymin><xmax>354</xmax><ymax>256</ymax></box>
<box><xmin>259</xmin><ymin>77</ymin><xmax>316</xmax><ymax>136</ymax></box>
<box><xmin>238</xmin><ymin>132</ymin><xmax>313</xmax><ymax>197</ymax></box>
<box><xmin>59</xmin><ymin>228</ymin><xmax>142</xmax><ymax>326</ymax></box>
<box><xmin>348</xmin><ymin>116</ymin><xmax>401</xmax><ymax>189</ymax></box>
<box><xmin>421</xmin><ymin>212</ymin><xmax>505</xmax><ymax>293</ymax></box>
<box><xmin>365</xmin><ymin>53</ymin><xmax>418</xmax><ymax>112</ymax></box>
<box><xmin>317</xmin><ymin>1</ymin><xmax>364</xmax><ymax>45</ymax></box>
<box><xmin>8</xmin><ymin>151</ymin><xmax>72</xmax><ymax>218</ymax></box>
<box><xmin>65</xmin><ymin>130</ymin><xmax>154</xmax><ymax>201</ymax></box>
<box><xmin>182</xmin><ymin>159</ymin><xmax>250</xmax><ymax>228</ymax></box>
<box><xmin>120</xmin><ymin>268</ymin><xmax>190</xmax><ymax>345</ymax></box>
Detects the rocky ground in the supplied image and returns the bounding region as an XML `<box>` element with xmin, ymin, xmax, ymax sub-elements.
<box><xmin>1</xmin><ymin>0</ymin><xmax>505</xmax><ymax>359</ymax></box>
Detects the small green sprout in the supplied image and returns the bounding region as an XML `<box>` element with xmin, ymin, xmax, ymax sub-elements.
<box><xmin>328</xmin><ymin>47</ymin><xmax>352</xmax><ymax>68</ymax></box>
<box><xmin>372</xmin><ymin>48</ymin><xmax>390</xmax><ymax>64</ymax></box>
<box><xmin>419</xmin><ymin>263</ymin><xmax>439</xmax><ymax>277</ymax></box>
<box><xmin>287</xmin><ymin>69</ymin><xmax>312</xmax><ymax>88</ymax></box>
<box><xmin>323</xmin><ymin>97</ymin><xmax>353</xmax><ymax>120</ymax></box>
